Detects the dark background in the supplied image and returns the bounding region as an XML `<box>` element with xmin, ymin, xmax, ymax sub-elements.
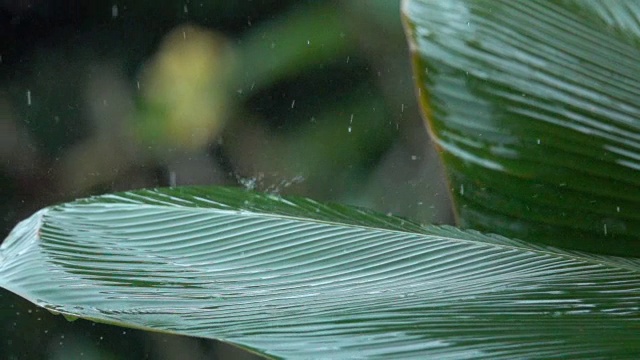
<box><xmin>0</xmin><ymin>1</ymin><xmax>452</xmax><ymax>358</ymax></box>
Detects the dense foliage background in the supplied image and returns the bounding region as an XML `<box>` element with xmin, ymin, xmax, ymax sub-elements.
<box><xmin>0</xmin><ymin>1</ymin><xmax>452</xmax><ymax>358</ymax></box>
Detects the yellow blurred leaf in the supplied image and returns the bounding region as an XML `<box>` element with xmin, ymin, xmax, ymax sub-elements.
<box><xmin>137</xmin><ymin>24</ymin><xmax>235</xmax><ymax>152</ymax></box>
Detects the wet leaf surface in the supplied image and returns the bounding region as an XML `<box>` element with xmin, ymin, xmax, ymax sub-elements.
<box><xmin>2</xmin><ymin>186</ymin><xmax>640</xmax><ymax>358</ymax></box>
<box><xmin>403</xmin><ymin>0</ymin><xmax>640</xmax><ymax>255</ymax></box>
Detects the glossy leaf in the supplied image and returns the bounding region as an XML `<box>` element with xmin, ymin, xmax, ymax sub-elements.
<box><xmin>403</xmin><ymin>0</ymin><xmax>640</xmax><ymax>255</ymax></box>
<box><xmin>1</xmin><ymin>186</ymin><xmax>640</xmax><ymax>358</ymax></box>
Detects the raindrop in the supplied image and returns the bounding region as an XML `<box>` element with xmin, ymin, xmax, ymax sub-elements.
<box><xmin>604</xmin><ymin>224</ymin><xmax>608</xmax><ymax>236</ymax></box>
<box><xmin>348</xmin><ymin>113</ymin><xmax>354</xmax><ymax>133</ymax></box>
<box><xmin>459</xmin><ymin>184</ymin><xmax>464</xmax><ymax>195</ymax></box>
<box><xmin>111</xmin><ymin>4</ymin><xmax>118</xmax><ymax>18</ymax></box>
<box><xmin>537</xmin><ymin>138</ymin><xmax>541</xmax><ymax>144</ymax></box>
<box><xmin>184</xmin><ymin>4</ymin><xmax>188</xmax><ymax>13</ymax></box>
<box><xmin>169</xmin><ymin>171</ymin><xmax>177</xmax><ymax>187</ymax></box>
<box><xmin>239</xmin><ymin>177</ymin><xmax>257</xmax><ymax>191</ymax></box>
<box><xmin>411</xmin><ymin>155</ymin><xmax>418</xmax><ymax>161</ymax></box>
<box><xmin>63</xmin><ymin>314</ymin><xmax>79</xmax><ymax>322</ymax></box>
<box><xmin>401</xmin><ymin>103</ymin><xmax>405</xmax><ymax>112</ymax></box>
<box><xmin>417</xmin><ymin>27</ymin><xmax>432</xmax><ymax>38</ymax></box>
<box><xmin>307</xmin><ymin>40</ymin><xmax>310</xmax><ymax>45</ymax></box>
<box><xmin>346</xmin><ymin>56</ymin><xmax>350</xmax><ymax>63</ymax></box>
<box><xmin>47</xmin><ymin>308</ymin><xmax>60</xmax><ymax>316</ymax></box>
<box><xmin>26</xmin><ymin>90</ymin><xmax>31</xmax><ymax>106</ymax></box>
<box><xmin>291</xmin><ymin>100</ymin><xmax>295</xmax><ymax>109</ymax></box>
<box><xmin>617</xmin><ymin>206</ymin><xmax>621</xmax><ymax>212</ymax></box>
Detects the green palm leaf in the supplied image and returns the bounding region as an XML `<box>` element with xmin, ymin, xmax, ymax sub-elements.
<box><xmin>1</xmin><ymin>186</ymin><xmax>640</xmax><ymax>358</ymax></box>
<box><xmin>403</xmin><ymin>0</ymin><xmax>640</xmax><ymax>255</ymax></box>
